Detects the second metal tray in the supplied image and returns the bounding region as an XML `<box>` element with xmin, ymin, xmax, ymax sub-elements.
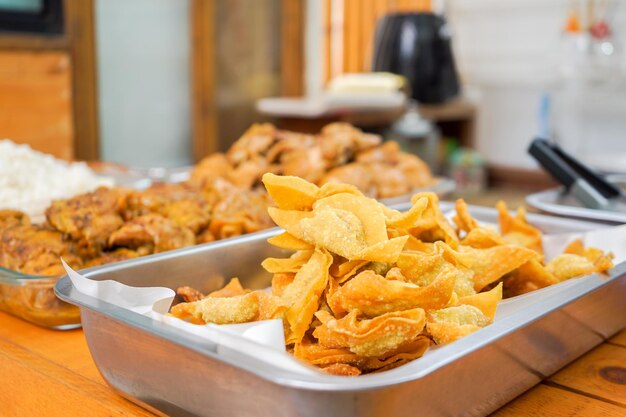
<box><xmin>55</xmin><ymin>206</ymin><xmax>626</xmax><ymax>417</ymax></box>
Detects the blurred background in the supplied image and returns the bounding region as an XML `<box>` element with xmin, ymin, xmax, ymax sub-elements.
<box><xmin>2</xmin><ymin>0</ymin><xmax>625</xmax><ymax>194</ymax></box>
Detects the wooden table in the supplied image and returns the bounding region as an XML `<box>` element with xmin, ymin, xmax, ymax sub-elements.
<box><xmin>1</xmin><ymin>310</ymin><xmax>624</xmax><ymax>416</ymax></box>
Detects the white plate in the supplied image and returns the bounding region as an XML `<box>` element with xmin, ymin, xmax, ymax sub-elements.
<box><xmin>526</xmin><ymin>175</ymin><xmax>626</xmax><ymax>224</ymax></box>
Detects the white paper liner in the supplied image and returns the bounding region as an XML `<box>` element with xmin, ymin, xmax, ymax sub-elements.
<box><xmin>61</xmin><ymin>224</ymin><xmax>626</xmax><ymax>376</ymax></box>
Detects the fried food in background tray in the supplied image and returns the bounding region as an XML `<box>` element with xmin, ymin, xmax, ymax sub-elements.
<box><xmin>0</xmin><ymin>178</ymin><xmax>273</xmax><ymax>276</ymax></box>
<box><xmin>191</xmin><ymin>123</ymin><xmax>435</xmax><ymax>199</ymax></box>
<box><xmin>171</xmin><ymin>174</ymin><xmax>613</xmax><ymax>376</ymax></box>
<box><xmin>0</xmin><ymin>122</ymin><xmax>430</xmax><ymax>277</ymax></box>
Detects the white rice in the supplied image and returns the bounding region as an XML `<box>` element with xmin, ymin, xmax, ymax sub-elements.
<box><xmin>0</xmin><ymin>140</ymin><xmax>114</xmax><ymax>221</ymax></box>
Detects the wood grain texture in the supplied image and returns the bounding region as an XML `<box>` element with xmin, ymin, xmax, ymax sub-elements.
<box><xmin>0</xmin><ymin>313</ymin><xmax>154</xmax><ymax>417</ymax></box>
<box><xmin>0</xmin><ymin>307</ymin><xmax>623</xmax><ymax>416</ymax></box>
<box><xmin>65</xmin><ymin>0</ymin><xmax>100</xmax><ymax>160</ymax></box>
<box><xmin>190</xmin><ymin>0</ymin><xmax>219</xmax><ymax>161</ymax></box>
<box><xmin>281</xmin><ymin>0</ymin><xmax>305</xmax><ymax>96</ymax></box>
<box><xmin>610</xmin><ymin>329</ymin><xmax>626</xmax><ymax>348</ymax></box>
<box><xmin>0</xmin><ymin>51</ymin><xmax>74</xmax><ymax>160</ymax></box>
<box><xmin>548</xmin><ymin>344</ymin><xmax>626</xmax><ymax>407</ymax></box>
<box><xmin>492</xmin><ymin>384</ymin><xmax>626</xmax><ymax>417</ymax></box>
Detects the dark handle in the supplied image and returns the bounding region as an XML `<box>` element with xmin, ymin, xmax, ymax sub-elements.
<box><xmin>528</xmin><ymin>139</ymin><xmax>578</xmax><ymax>188</ymax></box>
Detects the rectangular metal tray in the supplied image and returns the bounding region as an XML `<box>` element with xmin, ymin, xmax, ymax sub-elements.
<box><xmin>55</xmin><ymin>205</ymin><xmax>626</xmax><ymax>417</ymax></box>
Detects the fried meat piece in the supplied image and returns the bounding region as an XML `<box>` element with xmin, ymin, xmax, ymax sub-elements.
<box><xmin>226</xmin><ymin>123</ymin><xmax>277</xmax><ymax>165</ymax></box>
<box><xmin>45</xmin><ymin>187</ymin><xmax>127</xmax><ymax>253</ymax></box>
<box><xmin>0</xmin><ymin>210</ymin><xmax>30</xmax><ymax>228</ymax></box>
<box><xmin>83</xmin><ymin>248</ymin><xmax>141</xmax><ymax>268</ymax></box>
<box><xmin>108</xmin><ymin>214</ymin><xmax>195</xmax><ymax>253</ymax></box>
<box><xmin>190</xmin><ymin>153</ymin><xmax>232</xmax><ymax>185</ymax></box>
<box><xmin>320</xmin><ymin>163</ymin><xmax>375</xmax><ymax>197</ymax></box>
<box><xmin>124</xmin><ymin>183</ymin><xmax>211</xmax><ymax>234</ymax></box>
<box><xmin>209</xmin><ymin>187</ymin><xmax>274</xmax><ymax>239</ymax></box>
<box><xmin>176</xmin><ymin>286</ymin><xmax>206</xmax><ymax>303</ymax></box>
<box><xmin>0</xmin><ymin>223</ymin><xmax>81</xmax><ymax>275</ymax></box>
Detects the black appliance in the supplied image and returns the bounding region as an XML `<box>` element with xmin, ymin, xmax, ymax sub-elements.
<box><xmin>373</xmin><ymin>12</ymin><xmax>459</xmax><ymax>104</ymax></box>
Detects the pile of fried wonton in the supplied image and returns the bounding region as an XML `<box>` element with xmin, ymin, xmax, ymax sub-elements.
<box><xmin>171</xmin><ymin>174</ymin><xmax>613</xmax><ymax>376</ymax></box>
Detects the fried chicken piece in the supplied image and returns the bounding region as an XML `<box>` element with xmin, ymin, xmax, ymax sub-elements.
<box><xmin>397</xmin><ymin>153</ymin><xmax>434</xmax><ymax>189</ymax></box>
<box><xmin>265</xmin><ymin>131</ymin><xmax>316</xmax><ymax>163</ymax></box>
<box><xmin>45</xmin><ymin>187</ymin><xmax>128</xmax><ymax>255</ymax></box>
<box><xmin>355</xmin><ymin>140</ymin><xmax>401</xmax><ymax>165</ymax></box>
<box><xmin>176</xmin><ymin>286</ymin><xmax>205</xmax><ymax>303</ymax></box>
<box><xmin>226</xmin><ymin>158</ymin><xmax>270</xmax><ymax>189</ymax></box>
<box><xmin>318</xmin><ymin>123</ymin><xmax>381</xmax><ymax>166</ymax></box>
<box><xmin>210</xmin><ymin>188</ymin><xmax>274</xmax><ymax>239</ymax></box>
<box><xmin>83</xmin><ymin>248</ymin><xmax>141</xmax><ymax>268</ymax></box>
<box><xmin>0</xmin><ymin>210</ymin><xmax>30</xmax><ymax>228</ymax></box>
<box><xmin>281</xmin><ymin>146</ymin><xmax>328</xmax><ymax>184</ymax></box>
<box><xmin>321</xmin><ymin>123</ymin><xmax>381</xmax><ymax>152</ymax></box>
<box><xmin>124</xmin><ymin>183</ymin><xmax>211</xmax><ymax>234</ymax></box>
<box><xmin>0</xmin><ymin>223</ymin><xmax>81</xmax><ymax>275</ymax></box>
<box><xmin>226</xmin><ymin>123</ymin><xmax>277</xmax><ymax>165</ymax></box>
<box><xmin>190</xmin><ymin>153</ymin><xmax>232</xmax><ymax>185</ymax></box>
<box><xmin>369</xmin><ymin>164</ymin><xmax>411</xmax><ymax>198</ymax></box>
<box><xmin>320</xmin><ymin>163</ymin><xmax>375</xmax><ymax>197</ymax></box>
<box><xmin>108</xmin><ymin>214</ymin><xmax>195</xmax><ymax>253</ymax></box>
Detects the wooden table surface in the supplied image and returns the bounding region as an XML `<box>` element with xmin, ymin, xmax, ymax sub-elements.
<box><xmin>0</xmin><ymin>310</ymin><xmax>624</xmax><ymax>416</ymax></box>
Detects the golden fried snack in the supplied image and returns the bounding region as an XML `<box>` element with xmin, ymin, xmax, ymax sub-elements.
<box><xmin>46</xmin><ymin>187</ymin><xmax>128</xmax><ymax>256</ymax></box>
<box><xmin>171</xmin><ymin>291</ymin><xmax>285</xmax><ymax>324</ymax></box>
<box><xmin>497</xmin><ymin>201</ymin><xmax>543</xmax><ymax>255</ymax></box>
<box><xmin>168</xmin><ymin>174</ymin><xmax>614</xmax><ymax>376</ymax></box>
<box><xmin>0</xmin><ymin>223</ymin><xmax>82</xmax><ymax>275</ymax></box>
<box><xmin>328</xmin><ymin>268</ymin><xmax>456</xmax><ymax>316</ymax></box>
<box><xmin>313</xmin><ymin>308</ymin><xmax>426</xmax><ymax>356</ymax></box>
<box><xmin>108</xmin><ymin>213</ymin><xmax>195</xmax><ymax>253</ymax></box>
<box><xmin>176</xmin><ymin>286</ymin><xmax>206</xmax><ymax>303</ymax></box>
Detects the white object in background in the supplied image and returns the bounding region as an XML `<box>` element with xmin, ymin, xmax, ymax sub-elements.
<box><xmin>326</xmin><ymin>73</ymin><xmax>406</xmax><ymax>94</ymax></box>
<box><xmin>257</xmin><ymin>92</ymin><xmax>406</xmax><ymax>118</ymax></box>
<box><xmin>0</xmin><ymin>140</ymin><xmax>114</xmax><ymax>220</ymax></box>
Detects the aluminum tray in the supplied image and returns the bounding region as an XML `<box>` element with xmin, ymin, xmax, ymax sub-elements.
<box><xmin>55</xmin><ymin>206</ymin><xmax>626</xmax><ymax>417</ymax></box>
<box><xmin>526</xmin><ymin>174</ymin><xmax>626</xmax><ymax>224</ymax></box>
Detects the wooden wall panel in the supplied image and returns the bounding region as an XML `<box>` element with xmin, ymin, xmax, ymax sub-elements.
<box><xmin>0</xmin><ymin>52</ymin><xmax>74</xmax><ymax>160</ymax></box>
<box><xmin>324</xmin><ymin>0</ymin><xmax>432</xmax><ymax>80</ymax></box>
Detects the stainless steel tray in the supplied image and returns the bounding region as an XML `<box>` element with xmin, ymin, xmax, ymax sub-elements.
<box><xmin>55</xmin><ymin>206</ymin><xmax>626</xmax><ymax>417</ymax></box>
<box><xmin>526</xmin><ymin>174</ymin><xmax>626</xmax><ymax>224</ymax></box>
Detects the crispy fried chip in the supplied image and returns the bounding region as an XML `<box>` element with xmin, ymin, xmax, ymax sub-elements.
<box><xmin>170</xmin><ymin>290</ymin><xmax>286</xmax><ymax>324</ymax></box>
<box><xmin>281</xmin><ymin>248</ymin><xmax>333</xmax><ymax>344</ymax></box>
<box><xmin>458</xmin><ymin>282</ymin><xmax>502</xmax><ymax>320</ymax></box>
<box><xmin>545</xmin><ymin>254</ymin><xmax>597</xmax><ymax>281</ymax></box>
<box><xmin>564</xmin><ymin>239</ymin><xmax>614</xmax><ymax>271</ymax></box>
<box><xmin>262</xmin><ymin>173</ymin><xmax>320</xmax><ymax>210</ymax></box>
<box><xmin>267</xmin><ymin>207</ymin><xmax>314</xmax><ymax>240</ymax></box>
<box><xmin>453</xmin><ymin>199</ymin><xmax>479</xmax><ymax>234</ymax></box>
<box><xmin>455</xmin><ymin>245</ymin><xmax>540</xmax><ymax>292</ymax></box>
<box><xmin>261</xmin><ymin>250</ymin><xmax>313</xmax><ymax>273</ymax></box>
<box><xmin>330</xmin><ymin>259</ymin><xmax>369</xmax><ymax>283</ymax></box>
<box><xmin>385</xmin><ymin>196</ymin><xmax>429</xmax><ymax>229</ymax></box>
<box><xmin>502</xmin><ymin>260</ymin><xmax>559</xmax><ymax>297</ymax></box>
<box><xmin>397</xmin><ymin>242</ymin><xmax>475</xmax><ymax>297</ymax></box>
<box><xmin>461</xmin><ymin>227</ymin><xmax>505</xmax><ymax>249</ymax></box>
<box><xmin>497</xmin><ymin>201</ymin><xmax>543</xmax><ymax>255</ymax></box>
<box><xmin>313</xmin><ymin>193</ymin><xmax>388</xmax><ymax>246</ymax></box>
<box><xmin>313</xmin><ymin>308</ymin><xmax>426</xmax><ymax>357</ymax></box>
<box><xmin>208</xmin><ymin>277</ymin><xmax>248</xmax><ymax>298</ymax></box>
<box><xmin>409</xmin><ymin>192</ymin><xmax>459</xmax><ymax>248</ymax></box>
<box><xmin>427</xmin><ymin>304</ymin><xmax>491</xmax><ymax>344</ymax></box>
<box><xmin>329</xmin><ymin>266</ymin><xmax>457</xmax><ymax>316</ymax></box>
<box><xmin>271</xmin><ymin>272</ymin><xmax>295</xmax><ymax>297</ymax></box>
<box><xmin>321</xmin><ymin>363</ymin><xmax>362</xmax><ymax>376</ymax></box>
<box><xmin>267</xmin><ymin>232</ymin><xmax>313</xmax><ymax>251</ymax></box>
